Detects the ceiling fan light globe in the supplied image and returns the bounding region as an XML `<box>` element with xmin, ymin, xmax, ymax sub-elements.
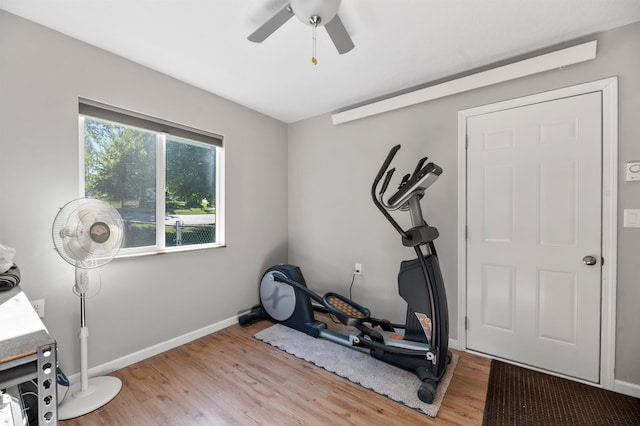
<box><xmin>290</xmin><ymin>0</ymin><xmax>341</xmax><ymax>26</ymax></box>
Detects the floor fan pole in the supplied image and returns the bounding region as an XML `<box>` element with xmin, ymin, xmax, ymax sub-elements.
<box><xmin>57</xmin><ymin>269</ymin><xmax>122</xmax><ymax>420</ymax></box>
<box><xmin>79</xmin><ymin>291</ymin><xmax>89</xmax><ymax>392</ymax></box>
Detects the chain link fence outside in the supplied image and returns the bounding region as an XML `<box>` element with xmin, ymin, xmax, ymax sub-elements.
<box><xmin>166</xmin><ymin>221</ymin><xmax>215</xmax><ymax>247</ymax></box>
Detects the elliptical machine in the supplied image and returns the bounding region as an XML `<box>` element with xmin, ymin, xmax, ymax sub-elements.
<box><xmin>239</xmin><ymin>144</ymin><xmax>451</xmax><ymax>403</ymax></box>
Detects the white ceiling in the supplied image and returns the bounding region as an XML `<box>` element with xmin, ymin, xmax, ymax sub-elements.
<box><xmin>2</xmin><ymin>1</ymin><xmax>640</xmax><ymax>123</ymax></box>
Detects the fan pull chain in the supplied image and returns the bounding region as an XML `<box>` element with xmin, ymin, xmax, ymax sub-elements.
<box><xmin>310</xmin><ymin>15</ymin><xmax>319</xmax><ymax>65</ymax></box>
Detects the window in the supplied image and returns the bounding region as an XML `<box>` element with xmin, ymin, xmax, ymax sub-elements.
<box><xmin>80</xmin><ymin>100</ymin><xmax>224</xmax><ymax>254</ymax></box>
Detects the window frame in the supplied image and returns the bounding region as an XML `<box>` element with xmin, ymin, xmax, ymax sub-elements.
<box><xmin>78</xmin><ymin>100</ymin><xmax>225</xmax><ymax>256</ymax></box>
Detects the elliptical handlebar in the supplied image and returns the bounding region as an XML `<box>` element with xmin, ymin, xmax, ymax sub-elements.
<box><xmin>372</xmin><ymin>144</ymin><xmax>401</xmax><ymax>187</ymax></box>
<box><xmin>371</xmin><ymin>145</ymin><xmax>409</xmax><ymax>239</ymax></box>
<box><xmin>372</xmin><ymin>144</ymin><xmax>443</xmax><ymax>244</ymax></box>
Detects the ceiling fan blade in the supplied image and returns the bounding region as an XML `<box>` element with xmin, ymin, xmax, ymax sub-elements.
<box><xmin>248</xmin><ymin>3</ymin><xmax>294</xmax><ymax>43</ymax></box>
<box><xmin>324</xmin><ymin>14</ymin><xmax>354</xmax><ymax>54</ymax></box>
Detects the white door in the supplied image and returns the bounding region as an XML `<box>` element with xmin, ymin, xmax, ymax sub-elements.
<box><xmin>466</xmin><ymin>92</ymin><xmax>602</xmax><ymax>382</ymax></box>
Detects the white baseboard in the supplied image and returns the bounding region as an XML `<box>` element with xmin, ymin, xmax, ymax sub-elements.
<box><xmin>67</xmin><ymin>319</ymin><xmax>640</xmax><ymax>400</ymax></box>
<box><xmin>66</xmin><ymin>318</ymin><xmax>461</xmax><ymax>381</ymax></box>
<box><xmin>461</xmin><ymin>348</ymin><xmax>640</xmax><ymax>399</ymax></box>
<box><xmin>66</xmin><ymin>314</ymin><xmax>241</xmax><ymax>383</ymax></box>
<box><xmin>614</xmin><ymin>379</ymin><xmax>640</xmax><ymax>398</ymax></box>
<box><xmin>448</xmin><ymin>337</ymin><xmax>461</xmax><ymax>351</ymax></box>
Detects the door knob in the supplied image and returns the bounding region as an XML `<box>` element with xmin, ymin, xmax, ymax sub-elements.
<box><xmin>582</xmin><ymin>255</ymin><xmax>597</xmax><ymax>266</ymax></box>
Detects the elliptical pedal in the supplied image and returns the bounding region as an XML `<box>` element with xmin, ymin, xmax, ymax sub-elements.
<box><xmin>323</xmin><ymin>293</ymin><xmax>370</xmax><ymax>326</ymax></box>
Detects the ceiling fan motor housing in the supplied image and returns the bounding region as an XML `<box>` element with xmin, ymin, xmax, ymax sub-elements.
<box><xmin>291</xmin><ymin>0</ymin><xmax>341</xmax><ymax>26</ymax></box>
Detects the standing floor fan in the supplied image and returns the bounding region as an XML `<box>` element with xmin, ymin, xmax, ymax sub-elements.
<box><xmin>52</xmin><ymin>198</ymin><xmax>124</xmax><ymax>419</ymax></box>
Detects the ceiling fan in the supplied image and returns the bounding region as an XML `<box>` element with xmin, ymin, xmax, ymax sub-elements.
<box><xmin>248</xmin><ymin>0</ymin><xmax>354</xmax><ymax>58</ymax></box>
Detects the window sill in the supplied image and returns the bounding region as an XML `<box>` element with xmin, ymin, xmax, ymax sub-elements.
<box><xmin>115</xmin><ymin>243</ymin><xmax>227</xmax><ymax>259</ymax></box>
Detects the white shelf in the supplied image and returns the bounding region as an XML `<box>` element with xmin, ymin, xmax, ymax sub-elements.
<box><xmin>0</xmin><ymin>286</ymin><xmax>58</xmax><ymax>425</ymax></box>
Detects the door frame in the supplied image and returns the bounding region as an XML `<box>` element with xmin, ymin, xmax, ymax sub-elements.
<box><xmin>457</xmin><ymin>77</ymin><xmax>618</xmax><ymax>389</ymax></box>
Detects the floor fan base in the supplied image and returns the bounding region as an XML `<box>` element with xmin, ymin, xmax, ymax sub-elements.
<box><xmin>57</xmin><ymin>376</ymin><xmax>122</xmax><ymax>420</ymax></box>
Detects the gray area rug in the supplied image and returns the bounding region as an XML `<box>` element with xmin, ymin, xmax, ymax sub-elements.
<box><xmin>254</xmin><ymin>323</ymin><xmax>458</xmax><ymax>417</ymax></box>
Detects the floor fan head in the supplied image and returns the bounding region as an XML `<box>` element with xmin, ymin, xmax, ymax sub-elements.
<box><xmin>52</xmin><ymin>198</ymin><xmax>124</xmax><ymax>270</ymax></box>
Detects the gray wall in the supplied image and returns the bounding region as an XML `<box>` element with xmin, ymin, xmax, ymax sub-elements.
<box><xmin>288</xmin><ymin>21</ymin><xmax>640</xmax><ymax>385</ymax></box>
<box><xmin>0</xmin><ymin>11</ymin><xmax>288</xmax><ymax>374</ymax></box>
<box><xmin>2</xmin><ymin>9</ymin><xmax>639</xmax><ymax>390</ymax></box>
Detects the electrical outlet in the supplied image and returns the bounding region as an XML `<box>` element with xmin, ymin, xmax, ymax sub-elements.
<box><xmin>354</xmin><ymin>263</ymin><xmax>362</xmax><ymax>275</ymax></box>
<box><xmin>30</xmin><ymin>299</ymin><xmax>45</xmax><ymax>318</ymax></box>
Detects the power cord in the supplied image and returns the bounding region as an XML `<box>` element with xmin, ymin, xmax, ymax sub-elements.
<box><xmin>348</xmin><ymin>272</ymin><xmax>356</xmax><ymax>300</ymax></box>
<box><xmin>321</xmin><ymin>271</ymin><xmax>358</xmax><ymax>324</ymax></box>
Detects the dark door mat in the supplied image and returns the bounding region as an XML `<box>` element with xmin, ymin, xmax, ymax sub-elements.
<box><xmin>483</xmin><ymin>359</ymin><xmax>640</xmax><ymax>425</ymax></box>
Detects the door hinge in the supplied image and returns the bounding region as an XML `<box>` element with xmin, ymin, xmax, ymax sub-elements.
<box><xmin>465</xmin><ymin>316</ymin><xmax>469</xmax><ymax>330</ymax></box>
<box><xmin>465</xmin><ymin>136</ymin><xmax>469</xmax><ymax>150</ymax></box>
<box><xmin>465</xmin><ymin>225</ymin><xmax>468</xmax><ymax>240</ymax></box>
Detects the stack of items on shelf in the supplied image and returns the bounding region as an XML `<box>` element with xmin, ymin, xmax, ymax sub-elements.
<box><xmin>0</xmin><ymin>244</ymin><xmax>20</xmax><ymax>292</ymax></box>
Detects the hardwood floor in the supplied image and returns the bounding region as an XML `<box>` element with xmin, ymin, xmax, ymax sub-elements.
<box><xmin>60</xmin><ymin>319</ymin><xmax>490</xmax><ymax>425</ymax></box>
